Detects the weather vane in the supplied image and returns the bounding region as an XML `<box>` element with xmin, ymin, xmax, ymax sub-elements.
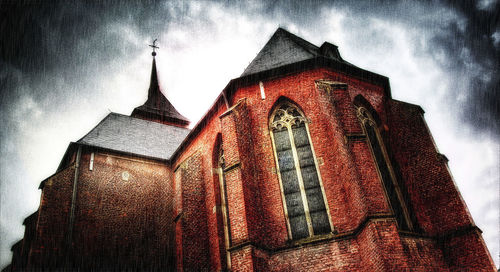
<box><xmin>149</xmin><ymin>39</ymin><xmax>159</xmax><ymax>56</ymax></box>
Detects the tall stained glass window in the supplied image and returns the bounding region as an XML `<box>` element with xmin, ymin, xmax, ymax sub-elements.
<box><xmin>270</xmin><ymin>101</ymin><xmax>332</xmax><ymax>239</ymax></box>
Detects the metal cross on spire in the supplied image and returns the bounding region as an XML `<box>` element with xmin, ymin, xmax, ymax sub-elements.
<box><xmin>149</xmin><ymin>39</ymin><xmax>159</xmax><ymax>56</ymax></box>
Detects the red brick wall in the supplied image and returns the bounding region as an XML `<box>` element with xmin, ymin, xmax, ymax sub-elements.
<box><xmin>386</xmin><ymin>100</ymin><xmax>495</xmax><ymax>269</ymax></box>
<box><xmin>266</xmin><ymin>238</ymin><xmax>363</xmax><ymax>271</ymax></box>
<box><xmin>168</xmin><ymin>66</ymin><xmax>494</xmax><ymax>271</ymax></box>
<box><xmin>228</xmin><ymin>68</ymin><xmax>395</xmax><ymax>246</ymax></box>
<box><xmin>386</xmin><ymin>100</ymin><xmax>472</xmax><ymax>234</ymax></box>
<box><xmin>172</xmin><ymin>102</ymin><xmax>228</xmax><ymax>271</ymax></box>
<box><xmin>399</xmin><ymin>235</ymin><xmax>448</xmax><ymax>269</ymax></box>
<box><xmin>69</xmin><ymin>149</ymin><xmax>173</xmax><ymax>270</ymax></box>
<box><xmin>24</xmin><ymin>63</ymin><xmax>495</xmax><ymax>271</ymax></box>
<box><xmin>220</xmin><ymin>99</ymin><xmax>264</xmax><ymax>245</ymax></box>
<box><xmin>30</xmin><ymin>166</ymin><xmax>74</xmax><ymax>268</ymax></box>
<box><xmin>441</xmin><ymin>229</ymin><xmax>496</xmax><ymax>270</ymax></box>
<box><xmin>174</xmin><ymin>152</ymin><xmax>211</xmax><ymax>271</ymax></box>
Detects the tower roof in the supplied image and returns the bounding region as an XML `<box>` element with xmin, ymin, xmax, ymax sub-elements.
<box><xmin>77</xmin><ymin>112</ymin><xmax>190</xmax><ymax>160</ymax></box>
<box><xmin>241</xmin><ymin>27</ymin><xmax>344</xmax><ymax>76</ymax></box>
<box><xmin>131</xmin><ymin>58</ymin><xmax>190</xmax><ymax>127</ymax></box>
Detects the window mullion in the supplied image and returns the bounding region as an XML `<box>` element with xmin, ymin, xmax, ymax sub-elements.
<box><xmin>304</xmin><ymin>125</ymin><xmax>334</xmax><ymax>233</ymax></box>
<box><xmin>287</xmin><ymin>124</ymin><xmax>314</xmax><ymax>236</ymax></box>
<box><xmin>217</xmin><ymin>167</ymin><xmax>232</xmax><ymax>270</ymax></box>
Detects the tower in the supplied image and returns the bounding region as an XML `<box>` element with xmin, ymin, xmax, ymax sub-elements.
<box><xmin>131</xmin><ymin>57</ymin><xmax>190</xmax><ymax>128</ymax></box>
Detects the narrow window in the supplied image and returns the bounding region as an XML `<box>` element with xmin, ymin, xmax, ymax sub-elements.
<box><xmin>356</xmin><ymin>106</ymin><xmax>413</xmax><ymax>231</ymax></box>
<box><xmin>270</xmin><ymin>101</ymin><xmax>332</xmax><ymax>239</ymax></box>
<box><xmin>216</xmin><ymin>144</ymin><xmax>231</xmax><ymax>270</ymax></box>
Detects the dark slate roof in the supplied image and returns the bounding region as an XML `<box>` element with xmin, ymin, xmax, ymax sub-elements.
<box><xmin>23</xmin><ymin>211</ymin><xmax>38</xmax><ymax>225</ymax></box>
<box><xmin>241</xmin><ymin>28</ymin><xmax>346</xmax><ymax>76</ymax></box>
<box><xmin>78</xmin><ymin>112</ymin><xmax>190</xmax><ymax>160</ymax></box>
<box><xmin>131</xmin><ymin>58</ymin><xmax>189</xmax><ymax>125</ymax></box>
<box><xmin>11</xmin><ymin>240</ymin><xmax>22</xmax><ymax>251</ymax></box>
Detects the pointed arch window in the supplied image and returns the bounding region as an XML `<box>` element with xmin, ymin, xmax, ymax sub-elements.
<box><xmin>270</xmin><ymin>101</ymin><xmax>332</xmax><ymax>240</ymax></box>
<box><xmin>214</xmin><ymin>142</ymin><xmax>231</xmax><ymax>270</ymax></box>
<box><xmin>356</xmin><ymin>106</ymin><xmax>414</xmax><ymax>231</ymax></box>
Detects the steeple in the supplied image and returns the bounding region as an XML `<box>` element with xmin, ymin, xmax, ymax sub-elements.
<box><xmin>131</xmin><ymin>41</ymin><xmax>190</xmax><ymax>128</ymax></box>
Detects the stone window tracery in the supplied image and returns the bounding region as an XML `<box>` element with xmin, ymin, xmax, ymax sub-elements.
<box><xmin>270</xmin><ymin>101</ymin><xmax>332</xmax><ymax>240</ymax></box>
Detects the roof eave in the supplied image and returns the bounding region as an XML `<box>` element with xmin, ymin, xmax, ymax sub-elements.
<box><xmin>170</xmin><ymin>92</ymin><xmax>226</xmax><ymax>164</ymax></box>
<box><xmin>77</xmin><ymin>142</ymin><xmax>171</xmax><ymax>163</ymax></box>
<box><xmin>131</xmin><ymin>107</ymin><xmax>190</xmax><ymax>126</ymax></box>
<box><xmin>228</xmin><ymin>56</ymin><xmax>392</xmax><ymax>101</ymax></box>
<box><xmin>43</xmin><ymin>142</ymin><xmax>170</xmax><ymax>190</ymax></box>
<box><xmin>170</xmin><ymin>56</ymin><xmax>392</xmax><ymax>163</ymax></box>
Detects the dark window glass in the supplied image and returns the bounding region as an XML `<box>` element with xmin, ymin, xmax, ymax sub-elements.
<box><xmin>365</xmin><ymin>123</ymin><xmax>409</xmax><ymax>230</ymax></box>
<box><xmin>280</xmin><ymin>170</ymin><xmax>300</xmax><ymax>194</ymax></box>
<box><xmin>300</xmin><ymin>166</ymin><xmax>319</xmax><ymax>189</ymax></box>
<box><xmin>310</xmin><ymin>210</ymin><xmax>331</xmax><ymax>234</ymax></box>
<box><xmin>293</xmin><ymin>125</ymin><xmax>330</xmax><ymax>235</ymax></box>
<box><xmin>288</xmin><ymin>214</ymin><xmax>309</xmax><ymax>239</ymax></box>
<box><xmin>272</xmin><ymin>103</ymin><xmax>331</xmax><ymax>239</ymax></box>
<box><xmin>305</xmin><ymin>188</ymin><xmax>326</xmax><ymax>212</ymax></box>
<box><xmin>274</xmin><ymin>129</ymin><xmax>308</xmax><ymax>239</ymax></box>
<box><xmin>274</xmin><ymin>129</ymin><xmax>291</xmax><ymax>151</ymax></box>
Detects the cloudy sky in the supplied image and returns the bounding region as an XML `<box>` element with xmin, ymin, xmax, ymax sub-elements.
<box><xmin>1</xmin><ymin>0</ymin><xmax>498</xmax><ymax>268</ymax></box>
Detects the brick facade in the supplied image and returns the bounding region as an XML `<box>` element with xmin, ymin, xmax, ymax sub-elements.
<box><xmin>167</xmin><ymin>66</ymin><xmax>495</xmax><ymax>271</ymax></box>
<box><xmin>4</xmin><ymin>29</ymin><xmax>495</xmax><ymax>271</ymax></box>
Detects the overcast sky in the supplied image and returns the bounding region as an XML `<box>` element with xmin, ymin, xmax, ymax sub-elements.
<box><xmin>1</xmin><ymin>0</ymin><xmax>499</xmax><ymax>268</ymax></box>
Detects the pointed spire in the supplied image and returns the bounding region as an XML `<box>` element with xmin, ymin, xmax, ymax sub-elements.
<box><xmin>145</xmin><ymin>58</ymin><xmax>161</xmax><ymax>108</ymax></box>
<box><xmin>131</xmin><ymin>42</ymin><xmax>190</xmax><ymax>128</ymax></box>
<box><xmin>147</xmin><ymin>39</ymin><xmax>160</xmax><ymax>103</ymax></box>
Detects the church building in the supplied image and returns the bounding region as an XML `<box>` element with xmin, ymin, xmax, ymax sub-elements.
<box><xmin>4</xmin><ymin>28</ymin><xmax>495</xmax><ymax>271</ymax></box>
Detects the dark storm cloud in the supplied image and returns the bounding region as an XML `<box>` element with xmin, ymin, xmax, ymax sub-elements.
<box><xmin>251</xmin><ymin>0</ymin><xmax>500</xmax><ymax>135</ymax></box>
<box><xmin>439</xmin><ymin>0</ymin><xmax>500</xmax><ymax>133</ymax></box>
<box><xmin>0</xmin><ymin>0</ymin><xmax>173</xmax><ymax>149</ymax></box>
<box><xmin>1</xmin><ymin>0</ymin><xmax>165</xmax><ymax>90</ymax></box>
<box><xmin>213</xmin><ymin>0</ymin><xmax>500</xmax><ymax>134</ymax></box>
<box><xmin>337</xmin><ymin>0</ymin><xmax>499</xmax><ymax>135</ymax></box>
<box><xmin>2</xmin><ymin>0</ymin><xmax>498</xmax><ymax>135</ymax></box>
<box><xmin>0</xmin><ymin>0</ymin><xmax>498</xmax><ymax>268</ymax></box>
<box><xmin>1</xmin><ymin>0</ymin><xmax>166</xmax><ymax>71</ymax></box>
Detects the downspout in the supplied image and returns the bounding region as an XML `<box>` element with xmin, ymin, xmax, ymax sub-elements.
<box><xmin>66</xmin><ymin>145</ymin><xmax>82</xmax><ymax>259</ymax></box>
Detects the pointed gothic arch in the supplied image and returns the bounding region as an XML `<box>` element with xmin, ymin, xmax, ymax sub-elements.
<box><xmin>353</xmin><ymin>94</ymin><xmax>382</xmax><ymax>126</ymax></box>
<box><xmin>269</xmin><ymin>99</ymin><xmax>333</xmax><ymax>240</ymax></box>
<box><xmin>354</xmin><ymin>100</ymin><xmax>415</xmax><ymax>231</ymax></box>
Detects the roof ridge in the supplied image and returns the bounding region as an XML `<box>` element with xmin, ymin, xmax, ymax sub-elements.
<box><xmin>276</xmin><ymin>27</ymin><xmax>319</xmax><ymax>55</ymax></box>
<box><xmin>241</xmin><ymin>27</ymin><xmax>319</xmax><ymax>76</ymax></box>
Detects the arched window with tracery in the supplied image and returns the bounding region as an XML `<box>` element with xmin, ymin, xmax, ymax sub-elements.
<box><xmin>269</xmin><ymin>100</ymin><xmax>332</xmax><ymax>240</ymax></box>
<box><xmin>356</xmin><ymin>106</ymin><xmax>414</xmax><ymax>231</ymax></box>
